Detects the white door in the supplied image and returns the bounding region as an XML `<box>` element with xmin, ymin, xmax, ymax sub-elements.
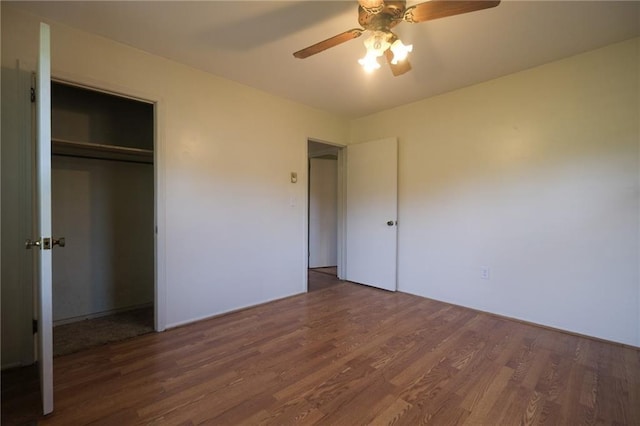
<box><xmin>32</xmin><ymin>22</ymin><xmax>54</xmax><ymax>415</ymax></box>
<box><xmin>345</xmin><ymin>138</ymin><xmax>398</xmax><ymax>291</ymax></box>
<box><xmin>309</xmin><ymin>158</ymin><xmax>338</xmax><ymax>268</ymax></box>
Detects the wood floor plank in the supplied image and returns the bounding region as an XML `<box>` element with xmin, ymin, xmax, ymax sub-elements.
<box><xmin>369</xmin><ymin>397</ymin><xmax>413</xmax><ymax>425</ymax></box>
<box><xmin>521</xmin><ymin>348</ymin><xmax>552</xmax><ymax>391</ymax></box>
<box><xmin>315</xmin><ymin>373</ymin><xmax>397</xmax><ymax>424</ymax></box>
<box><xmin>460</xmin><ymin>365</ymin><xmax>514</xmax><ymax>423</ymax></box>
<box><xmin>623</xmin><ymin>347</ymin><xmax>640</xmax><ymax>426</ymax></box>
<box><xmin>520</xmin><ymin>389</ymin><xmax>545</xmax><ymax>425</ymax></box>
<box><xmin>422</xmin><ymin>391</ymin><xmax>471</xmax><ymax>425</ymax></box>
<box><xmin>2</xmin><ymin>278</ymin><xmax>639</xmax><ymax>425</ymax></box>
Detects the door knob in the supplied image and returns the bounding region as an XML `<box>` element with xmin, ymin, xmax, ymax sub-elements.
<box><xmin>25</xmin><ymin>238</ymin><xmax>41</xmax><ymax>249</ymax></box>
<box><xmin>25</xmin><ymin>237</ymin><xmax>65</xmax><ymax>249</ymax></box>
<box><xmin>387</xmin><ymin>220</ymin><xmax>395</xmax><ymax>226</ymax></box>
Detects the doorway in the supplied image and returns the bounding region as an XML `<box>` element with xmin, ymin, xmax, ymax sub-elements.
<box><xmin>49</xmin><ymin>81</ymin><xmax>155</xmax><ymax>355</ymax></box>
<box><xmin>305</xmin><ymin>137</ymin><xmax>399</xmax><ymax>293</ymax></box>
<box><xmin>307</xmin><ymin>140</ymin><xmax>343</xmax><ymax>292</ymax></box>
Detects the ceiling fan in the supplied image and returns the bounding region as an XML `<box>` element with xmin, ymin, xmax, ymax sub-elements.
<box><xmin>293</xmin><ymin>0</ymin><xmax>500</xmax><ymax>76</ymax></box>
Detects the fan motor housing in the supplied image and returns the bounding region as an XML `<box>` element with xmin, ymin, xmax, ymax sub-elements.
<box><xmin>358</xmin><ymin>0</ymin><xmax>406</xmax><ymax>31</ymax></box>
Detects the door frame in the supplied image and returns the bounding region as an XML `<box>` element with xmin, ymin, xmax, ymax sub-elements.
<box><xmin>45</xmin><ymin>70</ymin><xmax>167</xmax><ymax>332</ymax></box>
<box><xmin>304</xmin><ymin>138</ymin><xmax>346</xmax><ymax>290</ymax></box>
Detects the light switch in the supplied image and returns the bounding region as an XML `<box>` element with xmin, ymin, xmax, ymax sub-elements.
<box><xmin>481</xmin><ymin>266</ymin><xmax>490</xmax><ymax>280</ymax></box>
<box><xmin>291</xmin><ymin>172</ymin><xmax>297</xmax><ymax>183</ymax></box>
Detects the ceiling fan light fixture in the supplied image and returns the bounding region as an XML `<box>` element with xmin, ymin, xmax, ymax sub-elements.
<box><xmin>363</xmin><ymin>31</ymin><xmax>392</xmax><ymax>55</ymax></box>
<box><xmin>358</xmin><ymin>51</ymin><xmax>381</xmax><ymax>72</ymax></box>
<box><xmin>390</xmin><ymin>39</ymin><xmax>413</xmax><ymax>64</ymax></box>
<box><xmin>359</xmin><ymin>31</ymin><xmax>391</xmax><ymax>72</ymax></box>
<box><xmin>293</xmin><ymin>0</ymin><xmax>501</xmax><ymax>77</ymax></box>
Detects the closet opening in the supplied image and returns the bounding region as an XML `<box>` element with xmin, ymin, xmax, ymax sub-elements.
<box><xmin>307</xmin><ymin>140</ymin><xmax>343</xmax><ymax>292</ymax></box>
<box><xmin>50</xmin><ymin>80</ymin><xmax>156</xmax><ymax>356</ymax></box>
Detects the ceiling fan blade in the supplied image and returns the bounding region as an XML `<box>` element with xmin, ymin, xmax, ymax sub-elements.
<box><xmin>293</xmin><ymin>28</ymin><xmax>364</xmax><ymax>59</ymax></box>
<box><xmin>404</xmin><ymin>0</ymin><xmax>500</xmax><ymax>23</ymax></box>
<box><xmin>385</xmin><ymin>49</ymin><xmax>412</xmax><ymax>77</ymax></box>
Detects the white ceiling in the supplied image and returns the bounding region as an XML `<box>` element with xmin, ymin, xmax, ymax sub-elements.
<box><xmin>9</xmin><ymin>1</ymin><xmax>640</xmax><ymax>118</ymax></box>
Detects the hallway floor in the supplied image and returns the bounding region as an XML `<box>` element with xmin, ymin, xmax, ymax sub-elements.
<box><xmin>308</xmin><ymin>267</ymin><xmax>342</xmax><ymax>292</ymax></box>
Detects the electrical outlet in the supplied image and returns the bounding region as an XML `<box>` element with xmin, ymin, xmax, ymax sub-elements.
<box><xmin>481</xmin><ymin>266</ymin><xmax>490</xmax><ymax>280</ymax></box>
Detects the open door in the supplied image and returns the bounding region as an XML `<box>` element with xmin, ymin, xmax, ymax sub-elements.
<box><xmin>345</xmin><ymin>137</ymin><xmax>398</xmax><ymax>291</ymax></box>
<box><xmin>26</xmin><ymin>22</ymin><xmax>54</xmax><ymax>415</ymax></box>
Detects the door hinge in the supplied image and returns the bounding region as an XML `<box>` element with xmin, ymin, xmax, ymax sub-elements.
<box><xmin>30</xmin><ymin>87</ymin><xmax>36</xmax><ymax>103</ymax></box>
<box><xmin>32</xmin><ymin>319</ymin><xmax>38</xmax><ymax>334</ymax></box>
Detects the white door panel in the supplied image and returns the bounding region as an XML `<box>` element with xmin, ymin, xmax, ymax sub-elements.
<box><xmin>36</xmin><ymin>22</ymin><xmax>54</xmax><ymax>415</ymax></box>
<box><xmin>346</xmin><ymin>138</ymin><xmax>398</xmax><ymax>291</ymax></box>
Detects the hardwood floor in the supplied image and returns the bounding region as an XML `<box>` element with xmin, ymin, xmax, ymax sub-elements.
<box><xmin>3</xmin><ymin>280</ymin><xmax>639</xmax><ymax>425</ymax></box>
<box><xmin>308</xmin><ymin>267</ymin><xmax>341</xmax><ymax>292</ymax></box>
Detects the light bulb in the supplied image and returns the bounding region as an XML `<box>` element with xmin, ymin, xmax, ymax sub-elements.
<box><xmin>359</xmin><ymin>31</ymin><xmax>392</xmax><ymax>73</ymax></box>
<box><xmin>390</xmin><ymin>39</ymin><xmax>413</xmax><ymax>64</ymax></box>
<box><xmin>358</xmin><ymin>52</ymin><xmax>381</xmax><ymax>73</ymax></box>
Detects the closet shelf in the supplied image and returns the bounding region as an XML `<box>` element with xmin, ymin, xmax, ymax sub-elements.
<box><xmin>52</xmin><ymin>138</ymin><xmax>153</xmax><ymax>164</ymax></box>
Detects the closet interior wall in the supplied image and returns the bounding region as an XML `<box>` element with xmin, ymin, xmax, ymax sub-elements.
<box><xmin>51</xmin><ymin>82</ymin><xmax>154</xmax><ymax>324</ymax></box>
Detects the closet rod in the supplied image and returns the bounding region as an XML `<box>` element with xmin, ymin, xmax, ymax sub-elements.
<box><xmin>52</xmin><ymin>138</ymin><xmax>153</xmax><ymax>164</ymax></box>
<box><xmin>52</xmin><ymin>152</ymin><xmax>153</xmax><ymax>165</ymax></box>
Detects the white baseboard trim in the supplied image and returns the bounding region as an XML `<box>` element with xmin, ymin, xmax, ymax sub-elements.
<box><xmin>53</xmin><ymin>302</ymin><xmax>153</xmax><ymax>327</ymax></box>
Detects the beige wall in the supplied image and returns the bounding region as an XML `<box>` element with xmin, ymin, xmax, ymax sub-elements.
<box><xmin>1</xmin><ymin>5</ymin><xmax>349</xmax><ymax>367</ymax></box>
<box><xmin>52</xmin><ymin>156</ymin><xmax>154</xmax><ymax>322</ymax></box>
<box><xmin>1</xmin><ymin>5</ymin><xmax>638</xmax><ymax>370</ymax></box>
<box><xmin>351</xmin><ymin>38</ymin><xmax>640</xmax><ymax>346</ymax></box>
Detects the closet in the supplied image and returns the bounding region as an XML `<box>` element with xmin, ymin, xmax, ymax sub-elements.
<box><xmin>50</xmin><ymin>81</ymin><xmax>154</xmax><ymax>352</ymax></box>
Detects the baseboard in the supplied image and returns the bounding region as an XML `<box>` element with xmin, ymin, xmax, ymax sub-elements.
<box><xmin>53</xmin><ymin>302</ymin><xmax>153</xmax><ymax>327</ymax></box>
<box><xmin>1</xmin><ymin>361</ymin><xmax>26</xmax><ymax>371</ymax></box>
<box><xmin>165</xmin><ymin>292</ymin><xmax>306</xmax><ymax>330</ymax></box>
<box><xmin>480</xmin><ymin>308</ymin><xmax>640</xmax><ymax>350</ymax></box>
<box><xmin>402</xmin><ymin>291</ymin><xmax>640</xmax><ymax>350</ymax></box>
